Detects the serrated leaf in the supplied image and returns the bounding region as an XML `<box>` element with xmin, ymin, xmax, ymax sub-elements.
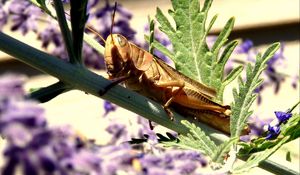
<box><xmin>223</xmin><ymin>65</ymin><xmax>243</xmax><ymax>85</ymax></box>
<box><xmin>206</xmin><ymin>14</ymin><xmax>218</xmax><ymax>34</ymax></box>
<box><xmin>212</xmin><ymin>137</ymin><xmax>238</xmax><ymax>163</ymax></box>
<box><xmin>160</xmin><ymin>120</ymin><xmax>217</xmax><ymax>157</ymax></box>
<box><xmin>218</xmin><ymin>40</ymin><xmax>239</xmax><ymax>65</ymax></box>
<box><xmin>144</xmin><ymin>35</ymin><xmax>175</xmax><ymax>60</ymax></box>
<box><xmin>200</xmin><ymin>18</ymin><xmax>235</xmax><ymax>92</ymax></box>
<box><xmin>211</xmin><ymin>17</ymin><xmax>234</xmax><ymax>52</ymax></box>
<box><xmin>201</xmin><ymin>0</ymin><xmax>213</xmax><ymax>13</ymax></box>
<box><xmin>245</xmin><ymin>63</ymin><xmax>253</xmax><ymax>79</ymax></box>
<box><xmin>154</xmin><ymin>0</ymin><xmax>240</xmax><ymax>102</ymax></box>
<box><xmin>237</xmin><ymin>76</ymin><xmax>244</xmax><ymax>87</ymax></box>
<box><xmin>230</xmin><ymin>43</ymin><xmax>280</xmax><ymax>138</ymax></box>
<box><xmin>156</xmin><ymin>0</ymin><xmax>207</xmax><ymax>82</ymax></box>
<box><xmin>156</xmin><ymin>8</ymin><xmax>175</xmax><ymax>33</ymax></box>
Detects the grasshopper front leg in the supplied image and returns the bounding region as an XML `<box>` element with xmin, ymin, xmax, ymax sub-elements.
<box><xmin>99</xmin><ymin>74</ymin><xmax>130</xmax><ymax>96</ymax></box>
<box><xmin>154</xmin><ymin>80</ymin><xmax>185</xmax><ymax>120</ymax></box>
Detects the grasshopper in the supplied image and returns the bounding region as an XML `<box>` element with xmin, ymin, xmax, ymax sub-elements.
<box><xmin>95</xmin><ymin>4</ymin><xmax>248</xmax><ymax>135</ymax></box>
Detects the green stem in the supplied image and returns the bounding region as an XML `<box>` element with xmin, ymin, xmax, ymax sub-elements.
<box><xmin>53</xmin><ymin>0</ymin><xmax>76</xmax><ymax>64</ymax></box>
<box><xmin>287</xmin><ymin>101</ymin><xmax>300</xmax><ymax>113</ymax></box>
<box><xmin>259</xmin><ymin>159</ymin><xmax>298</xmax><ymax>175</ymax></box>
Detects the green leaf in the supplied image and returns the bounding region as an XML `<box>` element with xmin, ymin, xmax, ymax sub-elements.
<box><xmin>211</xmin><ymin>18</ymin><xmax>234</xmax><ymax>53</ymax></box>
<box><xmin>156</xmin><ymin>0</ymin><xmax>207</xmax><ymax>82</ymax></box>
<box><xmin>230</xmin><ymin>43</ymin><xmax>280</xmax><ymax>138</ymax></box>
<box><xmin>53</xmin><ymin>0</ymin><xmax>75</xmax><ymax>63</ymax></box>
<box><xmin>233</xmin><ymin>136</ymin><xmax>290</xmax><ymax>174</ymax></box>
<box><xmin>154</xmin><ymin>0</ymin><xmax>241</xmax><ymax>102</ymax></box>
<box><xmin>34</xmin><ymin>0</ymin><xmax>52</xmax><ymax>16</ymax></box>
<box><xmin>148</xmin><ymin>17</ymin><xmax>155</xmax><ymax>54</ymax></box>
<box><xmin>161</xmin><ymin>120</ymin><xmax>217</xmax><ymax>157</ymax></box>
<box><xmin>144</xmin><ymin>35</ymin><xmax>175</xmax><ymax>61</ymax></box>
<box><xmin>223</xmin><ymin>65</ymin><xmax>244</xmax><ymax>85</ymax></box>
<box><xmin>213</xmin><ymin>40</ymin><xmax>241</xmax><ymax>101</ymax></box>
<box><xmin>211</xmin><ymin>137</ymin><xmax>238</xmax><ymax>163</ymax></box>
<box><xmin>206</xmin><ymin>14</ymin><xmax>218</xmax><ymax>34</ymax></box>
<box><xmin>70</xmin><ymin>0</ymin><xmax>88</xmax><ymax>63</ymax></box>
<box><xmin>201</xmin><ymin>18</ymin><xmax>235</xmax><ymax>100</ymax></box>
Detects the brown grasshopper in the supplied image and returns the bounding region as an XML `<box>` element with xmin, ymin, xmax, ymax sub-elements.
<box><xmin>94</xmin><ymin>5</ymin><xmax>248</xmax><ymax>135</ymax></box>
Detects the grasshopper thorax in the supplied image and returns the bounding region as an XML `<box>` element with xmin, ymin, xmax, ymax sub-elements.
<box><xmin>104</xmin><ymin>34</ymin><xmax>131</xmax><ymax>78</ymax></box>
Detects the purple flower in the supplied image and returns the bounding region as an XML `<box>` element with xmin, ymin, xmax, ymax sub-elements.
<box><xmin>274</xmin><ymin>111</ymin><xmax>292</xmax><ymax>124</ymax></box>
<box><xmin>37</xmin><ymin>24</ymin><xmax>69</xmax><ymax>61</ymax></box>
<box><xmin>60</xmin><ymin>149</ymin><xmax>102</xmax><ymax>174</ymax></box>
<box><xmin>83</xmin><ymin>43</ymin><xmax>105</xmax><ymax>69</ymax></box>
<box><xmin>8</xmin><ymin>0</ymin><xmax>42</xmax><ymax>34</ymax></box>
<box><xmin>254</xmin><ymin>85</ymin><xmax>264</xmax><ymax>105</ymax></box>
<box><xmin>51</xmin><ymin>44</ymin><xmax>69</xmax><ymax>61</ymax></box>
<box><xmin>0</xmin><ymin>74</ymin><xmax>26</xmax><ymax>101</ymax></box>
<box><xmin>240</xmin><ymin>115</ymin><xmax>272</xmax><ymax>142</ymax></box>
<box><xmin>93</xmin><ymin>1</ymin><xmax>136</xmax><ymax>42</ymax></box>
<box><xmin>265</xmin><ymin>125</ymin><xmax>281</xmax><ymax>140</ymax></box>
<box><xmin>103</xmin><ymin>100</ymin><xmax>117</xmax><ymax>117</ymax></box>
<box><xmin>0</xmin><ymin>0</ymin><xmax>136</xmax><ymax>70</ymax></box>
<box><xmin>87</xmin><ymin>0</ymin><xmax>100</xmax><ymax>10</ymax></box>
<box><xmin>0</xmin><ymin>4</ymin><xmax>7</xmax><ymax>30</ymax></box>
<box><xmin>139</xmin><ymin>149</ymin><xmax>207</xmax><ymax>174</ymax></box>
<box><xmin>235</xmin><ymin>39</ymin><xmax>253</xmax><ymax>54</ymax></box>
<box><xmin>95</xmin><ymin>1</ymin><xmax>131</xmax><ymax>19</ymax></box>
<box><xmin>38</xmin><ymin>24</ymin><xmax>63</xmax><ymax>49</ymax></box>
<box><xmin>0</xmin><ymin>74</ymin><xmax>102</xmax><ymax>174</ymax></box>
<box><xmin>106</xmin><ymin>123</ymin><xmax>128</xmax><ymax>144</ymax></box>
<box><xmin>265</xmin><ymin>111</ymin><xmax>292</xmax><ymax>140</ymax></box>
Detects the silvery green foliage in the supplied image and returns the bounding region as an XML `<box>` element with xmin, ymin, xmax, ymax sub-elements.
<box><xmin>230</xmin><ymin>43</ymin><xmax>280</xmax><ymax>138</ymax></box>
<box><xmin>155</xmin><ymin>0</ymin><xmax>243</xmax><ymax>102</ymax></box>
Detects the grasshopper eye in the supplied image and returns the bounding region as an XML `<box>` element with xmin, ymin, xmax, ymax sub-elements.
<box><xmin>116</xmin><ymin>35</ymin><xmax>126</xmax><ymax>47</ymax></box>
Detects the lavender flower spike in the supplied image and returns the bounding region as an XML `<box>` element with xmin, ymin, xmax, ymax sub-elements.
<box><xmin>103</xmin><ymin>101</ymin><xmax>117</xmax><ymax>117</ymax></box>
<box><xmin>0</xmin><ymin>4</ymin><xmax>8</xmax><ymax>30</ymax></box>
<box><xmin>266</xmin><ymin>111</ymin><xmax>293</xmax><ymax>140</ymax></box>
<box><xmin>274</xmin><ymin>111</ymin><xmax>292</xmax><ymax>124</ymax></box>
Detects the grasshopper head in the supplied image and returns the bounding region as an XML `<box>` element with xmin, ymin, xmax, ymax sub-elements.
<box><xmin>104</xmin><ymin>34</ymin><xmax>131</xmax><ymax>78</ymax></box>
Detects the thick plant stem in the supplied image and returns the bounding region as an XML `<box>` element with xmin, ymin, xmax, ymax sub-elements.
<box><xmin>259</xmin><ymin>159</ymin><xmax>298</xmax><ymax>175</ymax></box>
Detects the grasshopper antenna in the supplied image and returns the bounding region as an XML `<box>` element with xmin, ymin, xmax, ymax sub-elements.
<box><xmin>86</xmin><ymin>26</ymin><xmax>106</xmax><ymax>44</ymax></box>
<box><xmin>110</xmin><ymin>2</ymin><xmax>117</xmax><ymax>45</ymax></box>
